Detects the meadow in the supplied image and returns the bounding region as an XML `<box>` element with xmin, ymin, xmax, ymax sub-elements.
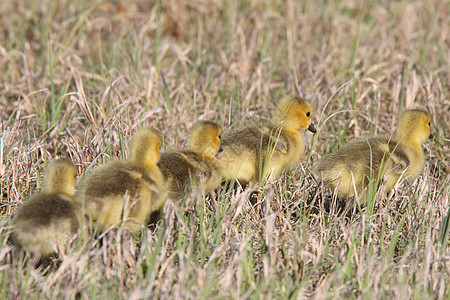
<box><xmin>0</xmin><ymin>0</ymin><xmax>449</xmax><ymax>298</ymax></box>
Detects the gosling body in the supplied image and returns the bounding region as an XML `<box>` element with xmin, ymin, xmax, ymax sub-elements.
<box><xmin>315</xmin><ymin>109</ymin><xmax>432</xmax><ymax>202</ymax></box>
<box><xmin>218</xmin><ymin>96</ymin><xmax>316</xmax><ymax>184</ymax></box>
<box><xmin>159</xmin><ymin>121</ymin><xmax>223</xmax><ymax>200</ymax></box>
<box><xmin>81</xmin><ymin>128</ymin><xmax>166</xmax><ymax>232</ymax></box>
<box><xmin>11</xmin><ymin>159</ymin><xmax>85</xmax><ymax>258</ymax></box>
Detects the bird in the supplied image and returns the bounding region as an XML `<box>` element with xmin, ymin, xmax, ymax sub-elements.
<box><xmin>315</xmin><ymin>109</ymin><xmax>432</xmax><ymax>203</ymax></box>
<box><xmin>218</xmin><ymin>96</ymin><xmax>316</xmax><ymax>185</ymax></box>
<box><xmin>158</xmin><ymin>121</ymin><xmax>223</xmax><ymax>201</ymax></box>
<box><xmin>10</xmin><ymin>158</ymin><xmax>87</xmax><ymax>258</ymax></box>
<box><xmin>79</xmin><ymin>128</ymin><xmax>167</xmax><ymax>233</ymax></box>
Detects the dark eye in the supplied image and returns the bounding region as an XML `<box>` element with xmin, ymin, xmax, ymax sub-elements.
<box><xmin>218</xmin><ymin>135</ymin><xmax>221</xmax><ymax>139</ymax></box>
<box><xmin>306</xmin><ymin>112</ymin><xmax>311</xmax><ymax>117</ymax></box>
<box><xmin>428</xmin><ymin>122</ymin><xmax>430</xmax><ymax>126</ymax></box>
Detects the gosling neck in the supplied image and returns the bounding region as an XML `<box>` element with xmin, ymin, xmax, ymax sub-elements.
<box><xmin>396</xmin><ymin>132</ymin><xmax>424</xmax><ymax>158</ymax></box>
<box><xmin>45</xmin><ymin>180</ymin><xmax>75</xmax><ymax>196</ymax></box>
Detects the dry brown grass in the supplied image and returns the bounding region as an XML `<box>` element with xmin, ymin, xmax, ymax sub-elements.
<box><xmin>1</xmin><ymin>0</ymin><xmax>449</xmax><ymax>298</ymax></box>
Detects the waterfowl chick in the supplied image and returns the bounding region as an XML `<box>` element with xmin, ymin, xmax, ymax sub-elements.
<box><xmin>80</xmin><ymin>128</ymin><xmax>166</xmax><ymax>232</ymax></box>
<box><xmin>218</xmin><ymin>96</ymin><xmax>316</xmax><ymax>184</ymax></box>
<box><xmin>10</xmin><ymin>159</ymin><xmax>86</xmax><ymax>258</ymax></box>
<box><xmin>159</xmin><ymin>121</ymin><xmax>223</xmax><ymax>201</ymax></box>
<box><xmin>315</xmin><ymin>109</ymin><xmax>432</xmax><ymax>203</ymax></box>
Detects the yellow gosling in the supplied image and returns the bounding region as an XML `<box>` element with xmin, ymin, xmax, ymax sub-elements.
<box><xmin>315</xmin><ymin>109</ymin><xmax>432</xmax><ymax>203</ymax></box>
<box><xmin>10</xmin><ymin>159</ymin><xmax>87</xmax><ymax>258</ymax></box>
<box><xmin>80</xmin><ymin>128</ymin><xmax>166</xmax><ymax>232</ymax></box>
<box><xmin>218</xmin><ymin>96</ymin><xmax>316</xmax><ymax>184</ymax></box>
<box><xmin>159</xmin><ymin>121</ymin><xmax>223</xmax><ymax>201</ymax></box>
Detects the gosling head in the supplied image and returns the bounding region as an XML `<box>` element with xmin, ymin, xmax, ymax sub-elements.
<box><xmin>188</xmin><ymin>121</ymin><xmax>223</xmax><ymax>158</ymax></box>
<box><xmin>129</xmin><ymin>128</ymin><xmax>162</xmax><ymax>169</ymax></box>
<box><xmin>396</xmin><ymin>109</ymin><xmax>432</xmax><ymax>145</ymax></box>
<box><xmin>274</xmin><ymin>96</ymin><xmax>316</xmax><ymax>133</ymax></box>
<box><xmin>44</xmin><ymin>158</ymin><xmax>77</xmax><ymax>196</ymax></box>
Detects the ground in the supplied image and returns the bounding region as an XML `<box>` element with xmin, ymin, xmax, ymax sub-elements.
<box><xmin>0</xmin><ymin>0</ymin><xmax>449</xmax><ymax>298</ymax></box>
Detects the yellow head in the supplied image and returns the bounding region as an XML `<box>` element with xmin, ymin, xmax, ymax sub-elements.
<box><xmin>396</xmin><ymin>109</ymin><xmax>432</xmax><ymax>145</ymax></box>
<box><xmin>274</xmin><ymin>96</ymin><xmax>316</xmax><ymax>133</ymax></box>
<box><xmin>129</xmin><ymin>128</ymin><xmax>162</xmax><ymax>169</ymax></box>
<box><xmin>188</xmin><ymin>121</ymin><xmax>223</xmax><ymax>158</ymax></box>
<box><xmin>44</xmin><ymin>158</ymin><xmax>77</xmax><ymax>196</ymax></box>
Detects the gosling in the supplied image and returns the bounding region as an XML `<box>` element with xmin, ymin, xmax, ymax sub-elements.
<box><xmin>218</xmin><ymin>96</ymin><xmax>316</xmax><ymax>184</ymax></box>
<box><xmin>80</xmin><ymin>128</ymin><xmax>166</xmax><ymax>233</ymax></box>
<box><xmin>158</xmin><ymin>121</ymin><xmax>223</xmax><ymax>201</ymax></box>
<box><xmin>315</xmin><ymin>109</ymin><xmax>432</xmax><ymax>203</ymax></box>
<box><xmin>10</xmin><ymin>159</ymin><xmax>87</xmax><ymax>258</ymax></box>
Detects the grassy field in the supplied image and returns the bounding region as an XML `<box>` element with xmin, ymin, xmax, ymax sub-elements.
<box><xmin>1</xmin><ymin>0</ymin><xmax>449</xmax><ymax>298</ymax></box>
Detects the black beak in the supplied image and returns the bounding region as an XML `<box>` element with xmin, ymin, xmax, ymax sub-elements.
<box><xmin>308</xmin><ymin>123</ymin><xmax>317</xmax><ymax>134</ymax></box>
<box><xmin>429</xmin><ymin>133</ymin><xmax>434</xmax><ymax>139</ymax></box>
<box><xmin>218</xmin><ymin>146</ymin><xmax>223</xmax><ymax>153</ymax></box>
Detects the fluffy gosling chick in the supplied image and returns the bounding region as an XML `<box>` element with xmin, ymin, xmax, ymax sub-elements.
<box><xmin>80</xmin><ymin>128</ymin><xmax>166</xmax><ymax>232</ymax></box>
<box><xmin>315</xmin><ymin>109</ymin><xmax>432</xmax><ymax>203</ymax></box>
<box><xmin>10</xmin><ymin>159</ymin><xmax>86</xmax><ymax>258</ymax></box>
<box><xmin>218</xmin><ymin>96</ymin><xmax>316</xmax><ymax>184</ymax></box>
<box><xmin>159</xmin><ymin>121</ymin><xmax>223</xmax><ymax>201</ymax></box>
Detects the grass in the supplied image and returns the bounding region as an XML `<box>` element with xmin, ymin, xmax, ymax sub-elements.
<box><xmin>1</xmin><ymin>0</ymin><xmax>449</xmax><ymax>298</ymax></box>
